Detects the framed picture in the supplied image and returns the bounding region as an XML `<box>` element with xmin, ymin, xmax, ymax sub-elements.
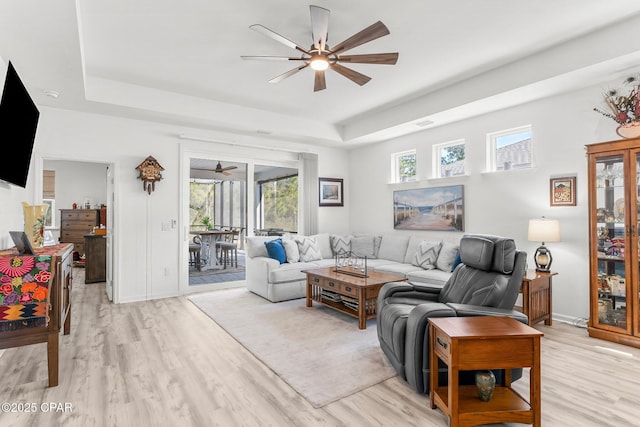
<box><xmin>319</xmin><ymin>177</ymin><xmax>344</xmax><ymax>207</ymax></box>
<box><xmin>42</xmin><ymin>198</ymin><xmax>55</xmax><ymax>228</ymax></box>
<box><xmin>393</xmin><ymin>185</ymin><xmax>464</xmax><ymax>231</ymax></box>
<box><xmin>550</xmin><ymin>176</ymin><xmax>576</xmax><ymax>206</ymax></box>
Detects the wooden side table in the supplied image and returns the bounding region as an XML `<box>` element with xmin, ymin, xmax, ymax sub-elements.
<box><xmin>521</xmin><ymin>270</ymin><xmax>557</xmax><ymax>326</ymax></box>
<box><xmin>429</xmin><ymin>316</ymin><xmax>543</xmax><ymax>427</ymax></box>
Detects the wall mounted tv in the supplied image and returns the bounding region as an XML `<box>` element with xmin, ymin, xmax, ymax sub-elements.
<box><xmin>0</xmin><ymin>61</ymin><xmax>40</xmax><ymax>188</ymax></box>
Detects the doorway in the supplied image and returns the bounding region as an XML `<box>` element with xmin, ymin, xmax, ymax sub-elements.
<box><xmin>188</xmin><ymin>159</ymin><xmax>247</xmax><ymax>286</ymax></box>
<box><xmin>180</xmin><ymin>146</ymin><xmax>304</xmax><ymax>295</ymax></box>
<box><xmin>38</xmin><ymin>157</ymin><xmax>115</xmax><ymax>300</ymax></box>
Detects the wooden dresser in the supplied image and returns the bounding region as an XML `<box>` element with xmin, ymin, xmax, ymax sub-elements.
<box><xmin>59</xmin><ymin>209</ymin><xmax>100</xmax><ymax>256</ymax></box>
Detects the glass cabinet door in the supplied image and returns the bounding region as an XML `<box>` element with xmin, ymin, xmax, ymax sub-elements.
<box><xmin>635</xmin><ymin>150</ymin><xmax>640</xmax><ymax>337</ymax></box>
<box><xmin>593</xmin><ymin>153</ymin><xmax>631</xmax><ymax>333</ymax></box>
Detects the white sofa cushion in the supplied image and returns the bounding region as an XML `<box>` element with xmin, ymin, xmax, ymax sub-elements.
<box><xmin>282</xmin><ymin>239</ymin><xmax>300</xmax><ymax>263</ymax></box>
<box><xmin>436</xmin><ymin>241</ymin><xmax>459</xmax><ymax>272</ymax></box>
<box><xmin>377</xmin><ymin>235</ymin><xmax>410</xmax><ymax>263</ymax></box>
<box><xmin>404</xmin><ymin>236</ymin><xmax>424</xmax><ymax>264</ymax></box>
<box><xmin>311</xmin><ymin>233</ymin><xmax>333</xmax><ymax>259</ymax></box>
<box><xmin>246</xmin><ymin>236</ymin><xmax>273</xmax><ymax>258</ymax></box>
<box><xmin>269</xmin><ymin>261</ymin><xmax>317</xmax><ymax>283</ymax></box>
<box><xmin>373</xmin><ymin>262</ymin><xmax>423</xmax><ymax>276</ymax></box>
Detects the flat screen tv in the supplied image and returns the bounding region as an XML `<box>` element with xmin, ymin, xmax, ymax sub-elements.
<box><xmin>0</xmin><ymin>61</ymin><xmax>40</xmax><ymax>188</ymax></box>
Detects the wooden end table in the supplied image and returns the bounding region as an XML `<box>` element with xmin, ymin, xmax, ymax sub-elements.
<box><xmin>429</xmin><ymin>316</ymin><xmax>543</xmax><ymax>427</ymax></box>
<box><xmin>304</xmin><ymin>267</ymin><xmax>406</xmax><ymax>329</ymax></box>
<box><xmin>521</xmin><ymin>270</ymin><xmax>557</xmax><ymax>326</ymax></box>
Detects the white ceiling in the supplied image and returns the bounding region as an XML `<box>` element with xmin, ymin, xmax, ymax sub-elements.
<box><xmin>3</xmin><ymin>1</ymin><xmax>640</xmax><ymax>149</ymax></box>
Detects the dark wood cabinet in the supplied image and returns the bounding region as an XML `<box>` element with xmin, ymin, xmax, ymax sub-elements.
<box><xmin>84</xmin><ymin>234</ymin><xmax>106</xmax><ymax>284</ymax></box>
<box><xmin>59</xmin><ymin>209</ymin><xmax>100</xmax><ymax>256</ymax></box>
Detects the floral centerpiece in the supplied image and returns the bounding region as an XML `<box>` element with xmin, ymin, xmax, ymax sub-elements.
<box><xmin>594</xmin><ymin>76</ymin><xmax>640</xmax><ymax>138</ymax></box>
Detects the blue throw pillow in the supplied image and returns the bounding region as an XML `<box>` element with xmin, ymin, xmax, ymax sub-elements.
<box><xmin>265</xmin><ymin>238</ymin><xmax>287</xmax><ymax>264</ymax></box>
<box><xmin>451</xmin><ymin>250</ymin><xmax>462</xmax><ymax>272</ymax></box>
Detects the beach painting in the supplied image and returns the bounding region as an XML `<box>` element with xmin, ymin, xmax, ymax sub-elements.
<box><xmin>393</xmin><ymin>185</ymin><xmax>464</xmax><ymax>231</ymax></box>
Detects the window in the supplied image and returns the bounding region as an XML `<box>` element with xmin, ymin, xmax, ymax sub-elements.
<box><xmin>391</xmin><ymin>150</ymin><xmax>417</xmax><ymax>182</ymax></box>
<box><xmin>189</xmin><ymin>181</ymin><xmax>215</xmax><ymax>229</ymax></box>
<box><xmin>487</xmin><ymin>125</ymin><xmax>533</xmax><ymax>172</ymax></box>
<box><xmin>433</xmin><ymin>140</ymin><xmax>465</xmax><ymax>178</ymax></box>
<box><xmin>258</xmin><ymin>175</ymin><xmax>298</xmax><ymax>232</ymax></box>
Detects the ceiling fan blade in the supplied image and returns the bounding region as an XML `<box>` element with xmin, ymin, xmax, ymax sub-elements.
<box><xmin>331</xmin><ymin>21</ymin><xmax>390</xmax><ymax>54</ymax></box>
<box><xmin>310</xmin><ymin>5</ymin><xmax>330</xmax><ymax>52</ymax></box>
<box><xmin>249</xmin><ymin>24</ymin><xmax>310</xmax><ymax>54</ymax></box>
<box><xmin>330</xmin><ymin>63</ymin><xmax>371</xmax><ymax>86</ymax></box>
<box><xmin>222</xmin><ymin>166</ymin><xmax>238</xmax><ymax>171</ymax></box>
<box><xmin>222</xmin><ymin>171</ymin><xmax>231</xmax><ymax>176</ymax></box>
<box><xmin>314</xmin><ymin>70</ymin><xmax>327</xmax><ymax>92</ymax></box>
<box><xmin>269</xmin><ymin>64</ymin><xmax>309</xmax><ymax>83</ymax></box>
<box><xmin>241</xmin><ymin>56</ymin><xmax>306</xmax><ymax>61</ymax></box>
<box><xmin>338</xmin><ymin>53</ymin><xmax>398</xmax><ymax>65</ymax></box>
<box><xmin>192</xmin><ymin>168</ymin><xmax>219</xmax><ymax>172</ymax></box>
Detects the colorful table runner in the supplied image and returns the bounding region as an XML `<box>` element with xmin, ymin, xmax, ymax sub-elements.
<box><xmin>0</xmin><ymin>243</ymin><xmax>68</xmax><ymax>332</ymax></box>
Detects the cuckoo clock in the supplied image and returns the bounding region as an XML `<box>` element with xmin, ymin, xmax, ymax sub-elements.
<box><xmin>136</xmin><ymin>156</ymin><xmax>164</xmax><ymax>194</ymax></box>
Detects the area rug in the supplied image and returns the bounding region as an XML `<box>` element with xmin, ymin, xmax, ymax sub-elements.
<box><xmin>188</xmin><ymin>288</ymin><xmax>396</xmax><ymax>408</ymax></box>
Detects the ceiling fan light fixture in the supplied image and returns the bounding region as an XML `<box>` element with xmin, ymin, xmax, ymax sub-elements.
<box><xmin>309</xmin><ymin>55</ymin><xmax>329</xmax><ymax>71</ymax></box>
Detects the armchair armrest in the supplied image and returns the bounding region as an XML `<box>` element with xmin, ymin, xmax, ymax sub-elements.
<box><xmin>408</xmin><ymin>281</ymin><xmax>445</xmax><ymax>294</ymax></box>
<box><xmin>446</xmin><ymin>303</ymin><xmax>529</xmax><ymax>324</ymax></box>
<box><xmin>378</xmin><ymin>281</ymin><xmax>420</xmax><ymax>301</ymax></box>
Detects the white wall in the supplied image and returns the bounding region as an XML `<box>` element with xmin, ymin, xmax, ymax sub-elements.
<box><xmin>348</xmin><ymin>83</ymin><xmax>621</xmax><ymax>322</ymax></box>
<box><xmin>15</xmin><ymin>106</ymin><xmax>349</xmax><ymax>303</ymax></box>
<box><xmin>0</xmin><ymin>183</ymin><xmax>31</xmax><ymax>249</ymax></box>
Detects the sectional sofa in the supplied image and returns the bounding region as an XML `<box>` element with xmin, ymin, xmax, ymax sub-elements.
<box><xmin>245</xmin><ymin>233</ymin><xmax>462</xmax><ymax>302</ymax></box>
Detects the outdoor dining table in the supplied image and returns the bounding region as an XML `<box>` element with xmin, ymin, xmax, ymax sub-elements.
<box><xmin>190</xmin><ymin>230</ymin><xmax>234</xmax><ymax>271</ymax></box>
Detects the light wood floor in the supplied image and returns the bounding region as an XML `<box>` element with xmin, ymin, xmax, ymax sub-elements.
<box><xmin>1</xmin><ymin>269</ymin><xmax>639</xmax><ymax>427</ymax></box>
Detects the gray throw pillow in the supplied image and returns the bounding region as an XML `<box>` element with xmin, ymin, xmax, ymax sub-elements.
<box><xmin>351</xmin><ymin>235</ymin><xmax>376</xmax><ymax>258</ymax></box>
<box><xmin>436</xmin><ymin>241</ymin><xmax>460</xmax><ymax>272</ymax></box>
<box><xmin>412</xmin><ymin>240</ymin><xmax>442</xmax><ymax>270</ymax></box>
<box><xmin>331</xmin><ymin>235</ymin><xmax>352</xmax><ymax>256</ymax></box>
<box><xmin>296</xmin><ymin>236</ymin><xmax>322</xmax><ymax>261</ymax></box>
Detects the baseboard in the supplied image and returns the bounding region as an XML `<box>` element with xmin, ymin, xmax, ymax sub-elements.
<box><xmin>552</xmin><ymin>313</ymin><xmax>588</xmax><ymax>329</ymax></box>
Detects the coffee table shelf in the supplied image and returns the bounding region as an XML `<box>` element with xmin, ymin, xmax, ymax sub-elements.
<box><xmin>304</xmin><ymin>267</ymin><xmax>406</xmax><ymax>329</ymax></box>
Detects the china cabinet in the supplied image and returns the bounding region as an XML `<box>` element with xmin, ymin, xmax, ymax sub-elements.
<box><xmin>587</xmin><ymin>138</ymin><xmax>640</xmax><ymax>348</ymax></box>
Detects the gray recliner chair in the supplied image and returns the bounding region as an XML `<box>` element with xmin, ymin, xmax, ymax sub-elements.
<box><xmin>376</xmin><ymin>234</ymin><xmax>528</xmax><ymax>394</ymax></box>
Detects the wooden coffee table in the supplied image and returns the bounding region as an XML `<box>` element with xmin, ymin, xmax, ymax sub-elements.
<box><xmin>429</xmin><ymin>316</ymin><xmax>543</xmax><ymax>427</ymax></box>
<box><xmin>304</xmin><ymin>266</ymin><xmax>406</xmax><ymax>329</ymax></box>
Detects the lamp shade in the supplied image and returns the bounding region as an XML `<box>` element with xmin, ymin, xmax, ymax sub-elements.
<box><xmin>528</xmin><ymin>217</ymin><xmax>560</xmax><ymax>243</ymax></box>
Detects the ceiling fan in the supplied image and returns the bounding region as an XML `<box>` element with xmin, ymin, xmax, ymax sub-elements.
<box><xmin>241</xmin><ymin>5</ymin><xmax>398</xmax><ymax>92</ymax></box>
<box><xmin>193</xmin><ymin>162</ymin><xmax>238</xmax><ymax>176</ymax></box>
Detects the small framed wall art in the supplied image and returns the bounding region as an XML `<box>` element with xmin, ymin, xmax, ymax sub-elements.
<box><xmin>319</xmin><ymin>177</ymin><xmax>344</xmax><ymax>207</ymax></box>
<box><xmin>550</xmin><ymin>176</ymin><xmax>576</xmax><ymax>206</ymax></box>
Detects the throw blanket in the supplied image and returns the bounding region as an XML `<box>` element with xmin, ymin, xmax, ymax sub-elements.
<box><xmin>0</xmin><ymin>244</ymin><xmax>67</xmax><ymax>332</ymax></box>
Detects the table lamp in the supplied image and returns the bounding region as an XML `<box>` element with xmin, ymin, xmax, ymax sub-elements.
<box><xmin>528</xmin><ymin>217</ymin><xmax>560</xmax><ymax>272</ymax></box>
